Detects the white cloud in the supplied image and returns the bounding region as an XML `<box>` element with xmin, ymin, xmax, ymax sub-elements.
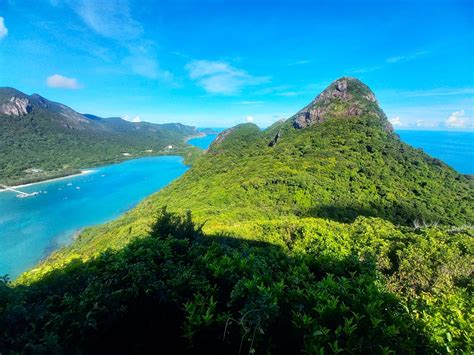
<box><xmin>403</xmin><ymin>88</ymin><xmax>474</xmax><ymax>97</ymax></box>
<box><xmin>446</xmin><ymin>110</ymin><xmax>467</xmax><ymax>128</ymax></box>
<box><xmin>122</xmin><ymin>115</ymin><xmax>141</xmax><ymax>123</ymax></box>
<box><xmin>124</xmin><ymin>54</ymin><xmax>173</xmax><ymax>81</ymax></box>
<box><xmin>185</xmin><ymin>60</ymin><xmax>269</xmax><ymax>95</ymax></box>
<box><xmin>350</xmin><ymin>50</ymin><xmax>428</xmax><ymax>75</ymax></box>
<box><xmin>246</xmin><ymin>116</ymin><xmax>254</xmax><ymax>123</ymax></box>
<box><xmin>389</xmin><ymin>116</ymin><xmax>402</xmax><ymax>126</ymax></box>
<box><xmin>61</xmin><ymin>0</ymin><xmax>173</xmax><ymax>82</ymax></box>
<box><xmin>386</xmin><ymin>51</ymin><xmax>427</xmax><ymax>64</ymax></box>
<box><xmin>71</xmin><ymin>0</ymin><xmax>142</xmax><ymax>41</ymax></box>
<box><xmin>0</xmin><ymin>17</ymin><xmax>8</xmax><ymax>39</ymax></box>
<box><xmin>277</xmin><ymin>91</ymin><xmax>301</xmax><ymax>97</ymax></box>
<box><xmin>350</xmin><ymin>66</ymin><xmax>382</xmax><ymax>74</ymax></box>
<box><xmin>412</xmin><ymin>120</ymin><xmax>440</xmax><ymax>128</ymax></box>
<box><xmin>240</xmin><ymin>101</ymin><xmax>263</xmax><ymax>105</ymax></box>
<box><xmin>288</xmin><ymin>60</ymin><xmax>311</xmax><ymax>66</ymax></box>
<box><xmin>46</xmin><ymin>74</ymin><xmax>81</xmax><ymax>89</ymax></box>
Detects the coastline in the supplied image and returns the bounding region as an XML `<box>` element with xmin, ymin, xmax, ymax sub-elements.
<box><xmin>1</xmin><ymin>155</ymin><xmax>189</xmax><ymax>279</ymax></box>
<box><xmin>1</xmin><ymin>133</ymin><xmax>205</xmax><ymax>192</ymax></box>
<box><xmin>185</xmin><ymin>132</ymin><xmax>207</xmax><ymax>143</ymax></box>
<box><xmin>0</xmin><ymin>170</ymin><xmax>95</xmax><ymax>193</ymax></box>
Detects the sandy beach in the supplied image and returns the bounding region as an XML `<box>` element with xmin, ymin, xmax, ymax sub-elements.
<box><xmin>0</xmin><ymin>170</ymin><xmax>95</xmax><ymax>193</ymax></box>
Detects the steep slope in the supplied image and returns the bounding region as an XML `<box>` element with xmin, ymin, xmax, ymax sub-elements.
<box><xmin>3</xmin><ymin>78</ymin><xmax>473</xmax><ymax>353</ymax></box>
<box><xmin>154</xmin><ymin>77</ymin><xmax>472</xmax><ymax>227</ymax></box>
<box><xmin>0</xmin><ymin>88</ymin><xmax>198</xmax><ymax>185</ymax></box>
<box><xmin>291</xmin><ymin>77</ymin><xmax>392</xmax><ymax>131</ymax></box>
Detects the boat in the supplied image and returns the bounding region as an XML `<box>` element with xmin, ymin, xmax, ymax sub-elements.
<box><xmin>16</xmin><ymin>192</ymin><xmax>39</xmax><ymax>198</ymax></box>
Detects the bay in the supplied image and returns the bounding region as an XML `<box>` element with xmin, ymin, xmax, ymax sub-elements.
<box><xmin>0</xmin><ymin>156</ymin><xmax>188</xmax><ymax>278</ymax></box>
<box><xmin>187</xmin><ymin>134</ymin><xmax>218</xmax><ymax>150</ymax></box>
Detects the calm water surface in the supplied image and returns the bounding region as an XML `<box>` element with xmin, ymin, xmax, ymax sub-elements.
<box><xmin>187</xmin><ymin>134</ymin><xmax>219</xmax><ymax>149</ymax></box>
<box><xmin>0</xmin><ymin>156</ymin><xmax>188</xmax><ymax>278</ymax></box>
<box><xmin>397</xmin><ymin>130</ymin><xmax>473</xmax><ymax>174</ymax></box>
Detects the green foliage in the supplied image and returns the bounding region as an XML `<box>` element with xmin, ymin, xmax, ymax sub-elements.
<box><xmin>2</xmin><ymin>80</ymin><xmax>473</xmax><ymax>352</ymax></box>
<box><xmin>147</xmin><ymin>118</ymin><xmax>473</xmax><ymax>227</ymax></box>
<box><xmin>2</xmin><ymin>211</ymin><xmax>472</xmax><ymax>353</ymax></box>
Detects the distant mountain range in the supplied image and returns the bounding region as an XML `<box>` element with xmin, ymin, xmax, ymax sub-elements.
<box><xmin>0</xmin><ymin>87</ymin><xmax>198</xmax><ymax>185</ymax></box>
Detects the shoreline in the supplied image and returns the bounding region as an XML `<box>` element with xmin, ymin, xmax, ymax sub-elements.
<box><xmin>0</xmin><ymin>153</ymin><xmax>187</xmax><ymax>193</ymax></box>
<box><xmin>185</xmin><ymin>132</ymin><xmax>207</xmax><ymax>143</ymax></box>
<box><xmin>1</xmin><ymin>132</ymin><xmax>209</xmax><ymax>193</ymax></box>
<box><xmin>0</xmin><ymin>170</ymin><xmax>95</xmax><ymax>193</ymax></box>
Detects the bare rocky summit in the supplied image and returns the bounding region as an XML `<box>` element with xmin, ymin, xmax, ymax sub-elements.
<box><xmin>292</xmin><ymin>77</ymin><xmax>392</xmax><ymax>132</ymax></box>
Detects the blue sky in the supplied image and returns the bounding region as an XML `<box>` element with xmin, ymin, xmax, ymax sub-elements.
<box><xmin>0</xmin><ymin>0</ymin><xmax>473</xmax><ymax>129</ymax></box>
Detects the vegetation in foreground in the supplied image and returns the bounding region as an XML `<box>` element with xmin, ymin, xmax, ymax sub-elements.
<box><xmin>1</xmin><ymin>78</ymin><xmax>472</xmax><ymax>353</ymax></box>
<box><xmin>1</xmin><ymin>210</ymin><xmax>472</xmax><ymax>353</ymax></box>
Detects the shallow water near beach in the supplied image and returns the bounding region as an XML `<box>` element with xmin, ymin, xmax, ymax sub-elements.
<box><xmin>0</xmin><ymin>156</ymin><xmax>188</xmax><ymax>278</ymax></box>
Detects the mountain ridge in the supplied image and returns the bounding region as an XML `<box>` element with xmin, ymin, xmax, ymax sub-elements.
<box><xmin>0</xmin><ymin>87</ymin><xmax>199</xmax><ymax>185</ymax></box>
<box><xmin>20</xmin><ymin>76</ymin><xmax>473</xmax><ymax>262</ymax></box>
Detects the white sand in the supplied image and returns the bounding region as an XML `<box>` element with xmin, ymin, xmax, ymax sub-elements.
<box><xmin>0</xmin><ymin>170</ymin><xmax>95</xmax><ymax>193</ymax></box>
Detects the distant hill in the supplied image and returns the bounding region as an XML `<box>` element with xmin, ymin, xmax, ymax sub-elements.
<box><xmin>0</xmin><ymin>88</ymin><xmax>198</xmax><ymax>185</ymax></box>
<box><xmin>199</xmin><ymin>127</ymin><xmax>219</xmax><ymax>134</ymax></box>
<box><xmin>4</xmin><ymin>78</ymin><xmax>473</xmax><ymax>353</ymax></box>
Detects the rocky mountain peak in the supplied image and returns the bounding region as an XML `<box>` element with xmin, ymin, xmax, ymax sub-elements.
<box><xmin>0</xmin><ymin>96</ymin><xmax>32</xmax><ymax>116</ymax></box>
<box><xmin>292</xmin><ymin>77</ymin><xmax>392</xmax><ymax>131</ymax></box>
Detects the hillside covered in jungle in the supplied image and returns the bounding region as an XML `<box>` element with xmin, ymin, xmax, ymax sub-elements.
<box><xmin>0</xmin><ymin>87</ymin><xmax>199</xmax><ymax>186</ymax></box>
<box><xmin>1</xmin><ymin>78</ymin><xmax>472</xmax><ymax>354</ymax></box>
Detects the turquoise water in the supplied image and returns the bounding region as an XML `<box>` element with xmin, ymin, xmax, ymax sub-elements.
<box><xmin>0</xmin><ymin>156</ymin><xmax>188</xmax><ymax>278</ymax></box>
<box><xmin>187</xmin><ymin>134</ymin><xmax>218</xmax><ymax>149</ymax></box>
<box><xmin>397</xmin><ymin>130</ymin><xmax>474</xmax><ymax>174</ymax></box>
<box><xmin>187</xmin><ymin>128</ymin><xmax>225</xmax><ymax>149</ymax></box>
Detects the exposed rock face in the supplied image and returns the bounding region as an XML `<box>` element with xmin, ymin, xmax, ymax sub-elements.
<box><xmin>0</xmin><ymin>91</ymin><xmax>89</xmax><ymax>127</ymax></box>
<box><xmin>211</xmin><ymin>127</ymin><xmax>235</xmax><ymax>147</ymax></box>
<box><xmin>57</xmin><ymin>104</ymin><xmax>91</xmax><ymax>125</ymax></box>
<box><xmin>293</xmin><ymin>107</ymin><xmax>325</xmax><ymax>129</ymax></box>
<box><xmin>292</xmin><ymin>77</ymin><xmax>391</xmax><ymax>132</ymax></box>
<box><xmin>0</xmin><ymin>97</ymin><xmax>32</xmax><ymax>116</ymax></box>
<box><xmin>268</xmin><ymin>129</ymin><xmax>282</xmax><ymax>147</ymax></box>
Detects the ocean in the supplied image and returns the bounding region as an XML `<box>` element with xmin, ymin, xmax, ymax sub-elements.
<box><xmin>397</xmin><ymin>130</ymin><xmax>473</xmax><ymax>174</ymax></box>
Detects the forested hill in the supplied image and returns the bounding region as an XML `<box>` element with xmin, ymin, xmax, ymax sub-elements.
<box><xmin>174</xmin><ymin>77</ymin><xmax>473</xmax><ymax>227</ymax></box>
<box><xmin>0</xmin><ymin>87</ymin><xmax>198</xmax><ymax>185</ymax></box>
<box><xmin>2</xmin><ymin>78</ymin><xmax>473</xmax><ymax>353</ymax></box>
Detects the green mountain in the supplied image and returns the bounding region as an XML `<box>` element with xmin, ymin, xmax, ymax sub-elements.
<box><xmin>1</xmin><ymin>78</ymin><xmax>473</xmax><ymax>353</ymax></box>
<box><xmin>173</xmin><ymin>77</ymin><xmax>472</xmax><ymax>227</ymax></box>
<box><xmin>0</xmin><ymin>87</ymin><xmax>198</xmax><ymax>185</ymax></box>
